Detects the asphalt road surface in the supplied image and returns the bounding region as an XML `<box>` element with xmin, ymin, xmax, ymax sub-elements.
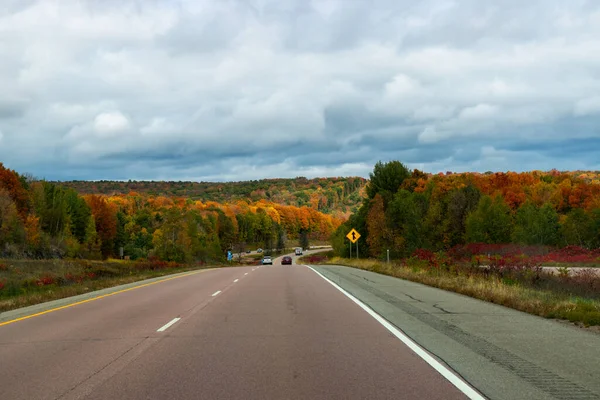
<box><xmin>2</xmin><ymin>255</ymin><xmax>599</xmax><ymax>399</ymax></box>
<box><xmin>0</xmin><ymin>257</ymin><xmax>471</xmax><ymax>400</ymax></box>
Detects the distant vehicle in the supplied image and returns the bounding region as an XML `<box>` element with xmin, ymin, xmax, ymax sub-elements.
<box><xmin>281</xmin><ymin>256</ymin><xmax>292</xmax><ymax>265</ymax></box>
<box><xmin>257</xmin><ymin>248</ymin><xmax>263</xmax><ymax>253</ymax></box>
<box><xmin>246</xmin><ymin>250</ymin><xmax>252</xmax><ymax>253</ymax></box>
<box><xmin>261</xmin><ymin>256</ymin><xmax>272</xmax><ymax>265</ymax></box>
<box><xmin>295</xmin><ymin>248</ymin><xmax>303</xmax><ymax>256</ymax></box>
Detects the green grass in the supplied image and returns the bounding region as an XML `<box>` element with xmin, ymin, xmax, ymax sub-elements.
<box><xmin>318</xmin><ymin>257</ymin><xmax>600</xmax><ymax>327</ymax></box>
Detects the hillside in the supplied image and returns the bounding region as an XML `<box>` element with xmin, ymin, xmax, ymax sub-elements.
<box><xmin>54</xmin><ymin>177</ymin><xmax>367</xmax><ymax>218</ymax></box>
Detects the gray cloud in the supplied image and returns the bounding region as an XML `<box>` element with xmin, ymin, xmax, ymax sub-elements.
<box><xmin>0</xmin><ymin>0</ymin><xmax>599</xmax><ymax>181</ymax></box>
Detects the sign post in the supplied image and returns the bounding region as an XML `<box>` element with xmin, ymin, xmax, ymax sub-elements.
<box><xmin>346</xmin><ymin>228</ymin><xmax>361</xmax><ymax>259</ymax></box>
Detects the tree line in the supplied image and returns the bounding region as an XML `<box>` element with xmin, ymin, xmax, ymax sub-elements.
<box><xmin>332</xmin><ymin>161</ymin><xmax>600</xmax><ymax>258</ymax></box>
<box><xmin>0</xmin><ymin>163</ymin><xmax>342</xmax><ymax>262</ymax></box>
<box><xmin>55</xmin><ymin>176</ymin><xmax>367</xmax><ymax>217</ymax></box>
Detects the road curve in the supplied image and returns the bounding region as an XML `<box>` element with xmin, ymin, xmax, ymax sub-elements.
<box><xmin>0</xmin><ymin>263</ymin><xmax>470</xmax><ymax>400</ymax></box>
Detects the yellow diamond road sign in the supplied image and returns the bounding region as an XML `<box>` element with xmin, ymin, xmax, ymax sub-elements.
<box><xmin>346</xmin><ymin>228</ymin><xmax>361</xmax><ymax>243</ymax></box>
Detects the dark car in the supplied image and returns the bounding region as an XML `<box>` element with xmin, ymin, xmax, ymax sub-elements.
<box><xmin>281</xmin><ymin>256</ymin><xmax>292</xmax><ymax>265</ymax></box>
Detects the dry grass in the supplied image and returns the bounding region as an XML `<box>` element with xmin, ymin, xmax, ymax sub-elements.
<box><xmin>541</xmin><ymin>261</ymin><xmax>600</xmax><ymax>268</ymax></box>
<box><xmin>0</xmin><ymin>259</ymin><xmax>211</xmax><ymax>312</ymax></box>
<box><xmin>324</xmin><ymin>257</ymin><xmax>600</xmax><ymax>327</ymax></box>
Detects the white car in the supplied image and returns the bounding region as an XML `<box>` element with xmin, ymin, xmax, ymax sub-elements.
<box><xmin>295</xmin><ymin>248</ymin><xmax>303</xmax><ymax>255</ymax></box>
<box><xmin>261</xmin><ymin>256</ymin><xmax>272</xmax><ymax>265</ymax></box>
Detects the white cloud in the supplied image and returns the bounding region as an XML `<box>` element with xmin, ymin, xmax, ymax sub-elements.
<box><xmin>412</xmin><ymin>105</ymin><xmax>455</xmax><ymax>121</ymax></box>
<box><xmin>140</xmin><ymin>118</ymin><xmax>176</xmax><ymax>136</ymax></box>
<box><xmin>418</xmin><ymin>126</ymin><xmax>439</xmax><ymax>143</ymax></box>
<box><xmin>574</xmin><ymin>97</ymin><xmax>600</xmax><ymax>116</ymax></box>
<box><xmin>93</xmin><ymin>112</ymin><xmax>131</xmax><ymax>135</ymax></box>
<box><xmin>459</xmin><ymin>104</ymin><xmax>499</xmax><ymax>120</ymax></box>
<box><xmin>0</xmin><ymin>0</ymin><xmax>599</xmax><ymax>179</ymax></box>
<box><xmin>384</xmin><ymin>74</ymin><xmax>421</xmax><ymax>98</ymax></box>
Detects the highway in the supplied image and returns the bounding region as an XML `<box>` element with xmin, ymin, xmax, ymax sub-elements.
<box><xmin>1</xmin><ymin>253</ymin><xmax>599</xmax><ymax>399</ymax></box>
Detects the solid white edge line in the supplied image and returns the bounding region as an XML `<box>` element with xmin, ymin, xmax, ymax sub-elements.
<box><xmin>157</xmin><ymin>317</ymin><xmax>181</xmax><ymax>332</ymax></box>
<box><xmin>212</xmin><ymin>290</ymin><xmax>222</xmax><ymax>297</ymax></box>
<box><xmin>305</xmin><ymin>265</ymin><xmax>486</xmax><ymax>400</ymax></box>
<box><xmin>234</xmin><ymin>279</ymin><xmax>239</xmax><ymax>283</ymax></box>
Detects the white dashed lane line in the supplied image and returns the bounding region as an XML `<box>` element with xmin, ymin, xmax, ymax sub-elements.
<box><xmin>157</xmin><ymin>318</ymin><xmax>180</xmax><ymax>332</ymax></box>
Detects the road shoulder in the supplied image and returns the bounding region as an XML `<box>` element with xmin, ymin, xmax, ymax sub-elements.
<box><xmin>312</xmin><ymin>264</ymin><xmax>600</xmax><ymax>400</ymax></box>
<box><xmin>0</xmin><ymin>269</ymin><xmax>212</xmax><ymax>324</ymax></box>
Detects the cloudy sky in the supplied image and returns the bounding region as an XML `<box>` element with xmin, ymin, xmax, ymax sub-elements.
<box><xmin>0</xmin><ymin>0</ymin><xmax>599</xmax><ymax>181</ymax></box>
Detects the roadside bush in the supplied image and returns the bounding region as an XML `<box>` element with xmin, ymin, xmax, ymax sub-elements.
<box><xmin>134</xmin><ymin>258</ymin><xmax>181</xmax><ymax>271</ymax></box>
<box><xmin>448</xmin><ymin>243</ymin><xmax>550</xmax><ymax>260</ymax></box>
<box><xmin>304</xmin><ymin>255</ymin><xmax>329</xmax><ymax>263</ymax></box>
<box><xmin>539</xmin><ymin>246</ymin><xmax>600</xmax><ymax>264</ymax></box>
<box><xmin>2</xmin><ymin>243</ymin><xmax>24</xmax><ymax>259</ymax></box>
<box><xmin>88</xmin><ymin>265</ymin><xmax>121</xmax><ymax>278</ymax></box>
<box><xmin>570</xmin><ymin>269</ymin><xmax>600</xmax><ymax>292</ymax></box>
<box><xmin>0</xmin><ymin>280</ymin><xmax>20</xmax><ymax>297</ymax></box>
<box><xmin>36</xmin><ymin>275</ymin><xmax>56</xmax><ymax>286</ymax></box>
<box><xmin>411</xmin><ymin>249</ymin><xmax>453</xmax><ymax>271</ymax></box>
<box><xmin>412</xmin><ymin>249</ymin><xmax>435</xmax><ymax>263</ymax></box>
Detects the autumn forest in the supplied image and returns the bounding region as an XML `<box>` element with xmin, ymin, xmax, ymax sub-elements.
<box><xmin>332</xmin><ymin>161</ymin><xmax>600</xmax><ymax>259</ymax></box>
<box><xmin>2</xmin><ymin>160</ymin><xmax>600</xmax><ymax>265</ymax></box>
<box><xmin>0</xmin><ymin>163</ymin><xmax>366</xmax><ymax>262</ymax></box>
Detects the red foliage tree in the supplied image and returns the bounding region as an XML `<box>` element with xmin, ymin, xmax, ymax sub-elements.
<box><xmin>85</xmin><ymin>195</ymin><xmax>117</xmax><ymax>258</ymax></box>
<box><xmin>0</xmin><ymin>163</ymin><xmax>29</xmax><ymax>217</ymax></box>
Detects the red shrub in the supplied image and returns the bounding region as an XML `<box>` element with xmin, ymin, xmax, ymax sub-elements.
<box><xmin>0</xmin><ymin>281</ymin><xmax>5</xmax><ymax>290</ymax></box>
<box><xmin>411</xmin><ymin>249</ymin><xmax>451</xmax><ymax>269</ymax></box>
<box><xmin>37</xmin><ymin>275</ymin><xmax>56</xmax><ymax>286</ymax></box>
<box><xmin>412</xmin><ymin>249</ymin><xmax>435</xmax><ymax>263</ymax></box>
<box><xmin>134</xmin><ymin>259</ymin><xmax>181</xmax><ymax>271</ymax></box>
<box><xmin>532</xmin><ymin>246</ymin><xmax>600</xmax><ymax>264</ymax></box>
<box><xmin>304</xmin><ymin>255</ymin><xmax>328</xmax><ymax>263</ymax></box>
<box><xmin>448</xmin><ymin>243</ymin><xmax>550</xmax><ymax>261</ymax></box>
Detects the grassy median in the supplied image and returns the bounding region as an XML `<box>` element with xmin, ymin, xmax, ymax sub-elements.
<box><xmin>306</xmin><ymin>253</ymin><xmax>600</xmax><ymax>327</ymax></box>
<box><xmin>0</xmin><ymin>259</ymin><xmax>225</xmax><ymax>312</ymax></box>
